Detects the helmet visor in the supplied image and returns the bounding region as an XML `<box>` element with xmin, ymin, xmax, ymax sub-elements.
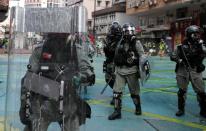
<box><xmin>191</xmin><ymin>32</ymin><xmax>200</xmax><ymax>41</ymax></box>
<box><xmin>123</xmin><ymin>26</ymin><xmax>135</xmax><ymax>35</ymax></box>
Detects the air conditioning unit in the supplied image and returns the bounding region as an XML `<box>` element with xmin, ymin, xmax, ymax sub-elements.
<box><xmin>134</xmin><ymin>1</ymin><xmax>140</xmax><ymax>8</ymax></box>
<box><xmin>148</xmin><ymin>0</ymin><xmax>153</xmax><ymax>6</ymax></box>
<box><xmin>154</xmin><ymin>0</ymin><xmax>157</xmax><ymax>5</ymax></box>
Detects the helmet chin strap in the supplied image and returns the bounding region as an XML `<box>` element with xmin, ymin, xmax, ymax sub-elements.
<box><xmin>188</xmin><ymin>38</ymin><xmax>199</xmax><ymax>44</ymax></box>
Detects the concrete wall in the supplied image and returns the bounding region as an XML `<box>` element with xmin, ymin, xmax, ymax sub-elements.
<box><xmin>83</xmin><ymin>0</ymin><xmax>94</xmax><ymax>20</ymax></box>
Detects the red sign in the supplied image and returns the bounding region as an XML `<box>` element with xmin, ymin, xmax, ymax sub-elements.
<box><xmin>136</xmin><ymin>26</ymin><xmax>142</xmax><ymax>33</ymax></box>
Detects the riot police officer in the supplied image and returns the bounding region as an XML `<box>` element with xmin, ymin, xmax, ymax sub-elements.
<box><xmin>170</xmin><ymin>25</ymin><xmax>206</xmax><ymax>118</ymax></box>
<box><xmin>103</xmin><ymin>21</ymin><xmax>122</xmax><ymax>105</ymax></box>
<box><xmin>108</xmin><ymin>23</ymin><xmax>144</xmax><ymax>120</ymax></box>
<box><xmin>20</xmin><ymin>33</ymin><xmax>94</xmax><ymax>131</ymax></box>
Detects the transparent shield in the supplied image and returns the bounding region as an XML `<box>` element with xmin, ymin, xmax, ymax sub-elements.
<box><xmin>5</xmin><ymin>6</ymin><xmax>94</xmax><ymax>131</ymax></box>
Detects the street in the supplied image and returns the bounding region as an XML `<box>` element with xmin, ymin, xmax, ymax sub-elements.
<box><xmin>0</xmin><ymin>54</ymin><xmax>206</xmax><ymax>131</ymax></box>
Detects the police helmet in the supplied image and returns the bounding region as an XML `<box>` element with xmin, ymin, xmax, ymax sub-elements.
<box><xmin>108</xmin><ymin>21</ymin><xmax>122</xmax><ymax>35</ymax></box>
<box><xmin>122</xmin><ymin>23</ymin><xmax>136</xmax><ymax>36</ymax></box>
<box><xmin>185</xmin><ymin>25</ymin><xmax>202</xmax><ymax>41</ymax></box>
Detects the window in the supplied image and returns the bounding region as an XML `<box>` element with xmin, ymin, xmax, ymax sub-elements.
<box><xmin>157</xmin><ymin>16</ymin><xmax>165</xmax><ymax>25</ymax></box>
<box><xmin>88</xmin><ymin>21</ymin><xmax>92</xmax><ymax>27</ymax></box>
<box><xmin>106</xmin><ymin>1</ymin><xmax>110</xmax><ymax>7</ymax></box>
<box><xmin>176</xmin><ymin>7</ymin><xmax>188</xmax><ymax>19</ymax></box>
<box><xmin>97</xmin><ymin>0</ymin><xmax>101</xmax><ymax>7</ymax></box>
<box><xmin>148</xmin><ymin>16</ymin><xmax>156</xmax><ymax>27</ymax></box>
<box><xmin>49</xmin><ymin>3</ymin><xmax>52</xmax><ymax>7</ymax></box>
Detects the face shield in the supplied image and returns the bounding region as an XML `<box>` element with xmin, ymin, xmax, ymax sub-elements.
<box><xmin>123</xmin><ymin>26</ymin><xmax>135</xmax><ymax>40</ymax></box>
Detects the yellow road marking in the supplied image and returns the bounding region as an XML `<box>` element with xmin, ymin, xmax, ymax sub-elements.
<box><xmin>88</xmin><ymin>100</ymin><xmax>206</xmax><ymax>130</ymax></box>
<box><xmin>0</xmin><ymin>120</ymin><xmax>20</xmax><ymax>131</ymax></box>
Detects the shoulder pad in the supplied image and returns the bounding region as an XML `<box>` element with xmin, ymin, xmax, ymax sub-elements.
<box><xmin>176</xmin><ymin>44</ymin><xmax>181</xmax><ymax>47</ymax></box>
<box><xmin>199</xmin><ymin>39</ymin><xmax>204</xmax><ymax>44</ymax></box>
<box><xmin>131</xmin><ymin>36</ymin><xmax>136</xmax><ymax>41</ymax></box>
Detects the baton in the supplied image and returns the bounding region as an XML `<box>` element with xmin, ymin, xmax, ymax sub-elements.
<box><xmin>100</xmin><ymin>76</ymin><xmax>113</xmax><ymax>95</ymax></box>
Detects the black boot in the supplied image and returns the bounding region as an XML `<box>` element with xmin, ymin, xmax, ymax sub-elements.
<box><xmin>176</xmin><ymin>89</ymin><xmax>186</xmax><ymax>117</ymax></box>
<box><xmin>107</xmin><ymin>78</ymin><xmax>115</xmax><ymax>105</ymax></box>
<box><xmin>110</xmin><ymin>97</ymin><xmax>114</xmax><ymax>105</ymax></box>
<box><xmin>108</xmin><ymin>109</ymin><xmax>121</xmax><ymax>120</ymax></box>
<box><xmin>131</xmin><ymin>94</ymin><xmax>142</xmax><ymax>115</ymax></box>
<box><xmin>108</xmin><ymin>92</ymin><xmax>122</xmax><ymax>120</ymax></box>
<box><xmin>197</xmin><ymin>93</ymin><xmax>206</xmax><ymax>118</ymax></box>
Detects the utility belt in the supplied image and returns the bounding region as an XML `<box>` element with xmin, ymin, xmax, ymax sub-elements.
<box><xmin>177</xmin><ymin>63</ymin><xmax>205</xmax><ymax>73</ymax></box>
<box><xmin>115</xmin><ymin>59</ymin><xmax>139</xmax><ymax>68</ymax></box>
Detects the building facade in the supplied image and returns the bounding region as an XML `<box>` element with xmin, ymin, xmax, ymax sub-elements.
<box><xmin>86</xmin><ymin>0</ymin><xmax>113</xmax><ymax>34</ymax></box>
<box><xmin>92</xmin><ymin>0</ymin><xmax>138</xmax><ymax>38</ymax></box>
<box><xmin>24</xmin><ymin>0</ymin><xmax>62</xmax><ymax>8</ymax></box>
<box><xmin>126</xmin><ymin>0</ymin><xmax>206</xmax><ymax>50</ymax></box>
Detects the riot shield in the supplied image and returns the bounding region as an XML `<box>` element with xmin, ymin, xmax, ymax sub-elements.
<box><xmin>139</xmin><ymin>55</ymin><xmax>151</xmax><ymax>86</ymax></box>
<box><xmin>4</xmin><ymin>6</ymin><xmax>94</xmax><ymax>131</ymax></box>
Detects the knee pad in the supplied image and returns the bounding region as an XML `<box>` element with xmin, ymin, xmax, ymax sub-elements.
<box><xmin>113</xmin><ymin>92</ymin><xmax>122</xmax><ymax>99</ymax></box>
<box><xmin>197</xmin><ymin>92</ymin><xmax>206</xmax><ymax>101</ymax></box>
<box><xmin>177</xmin><ymin>89</ymin><xmax>186</xmax><ymax>97</ymax></box>
<box><xmin>131</xmin><ymin>94</ymin><xmax>139</xmax><ymax>98</ymax></box>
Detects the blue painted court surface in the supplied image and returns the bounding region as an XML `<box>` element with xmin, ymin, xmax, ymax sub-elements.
<box><xmin>0</xmin><ymin>54</ymin><xmax>206</xmax><ymax>131</ymax></box>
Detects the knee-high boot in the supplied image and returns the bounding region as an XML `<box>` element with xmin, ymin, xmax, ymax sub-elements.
<box><xmin>108</xmin><ymin>79</ymin><xmax>115</xmax><ymax>105</ymax></box>
<box><xmin>108</xmin><ymin>92</ymin><xmax>122</xmax><ymax>120</ymax></box>
<box><xmin>176</xmin><ymin>89</ymin><xmax>186</xmax><ymax>116</ymax></box>
<box><xmin>197</xmin><ymin>92</ymin><xmax>206</xmax><ymax>118</ymax></box>
<box><xmin>131</xmin><ymin>94</ymin><xmax>142</xmax><ymax>115</ymax></box>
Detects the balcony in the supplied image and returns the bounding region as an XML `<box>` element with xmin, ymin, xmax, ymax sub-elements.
<box><xmin>126</xmin><ymin>0</ymin><xmax>206</xmax><ymax>15</ymax></box>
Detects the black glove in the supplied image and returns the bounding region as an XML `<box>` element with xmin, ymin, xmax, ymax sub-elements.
<box><xmin>88</xmin><ymin>74</ymin><xmax>95</xmax><ymax>86</ymax></box>
<box><xmin>80</xmin><ymin>68</ymin><xmax>95</xmax><ymax>86</ymax></box>
<box><xmin>197</xmin><ymin>64</ymin><xmax>205</xmax><ymax>73</ymax></box>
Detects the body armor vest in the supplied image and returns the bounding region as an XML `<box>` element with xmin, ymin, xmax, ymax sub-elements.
<box><xmin>177</xmin><ymin>39</ymin><xmax>205</xmax><ymax>72</ymax></box>
<box><xmin>114</xmin><ymin>39</ymin><xmax>139</xmax><ymax>67</ymax></box>
<box><xmin>39</xmin><ymin>35</ymin><xmax>78</xmax><ymax>82</ymax></box>
<box><xmin>104</xmin><ymin>36</ymin><xmax>121</xmax><ymax>63</ymax></box>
